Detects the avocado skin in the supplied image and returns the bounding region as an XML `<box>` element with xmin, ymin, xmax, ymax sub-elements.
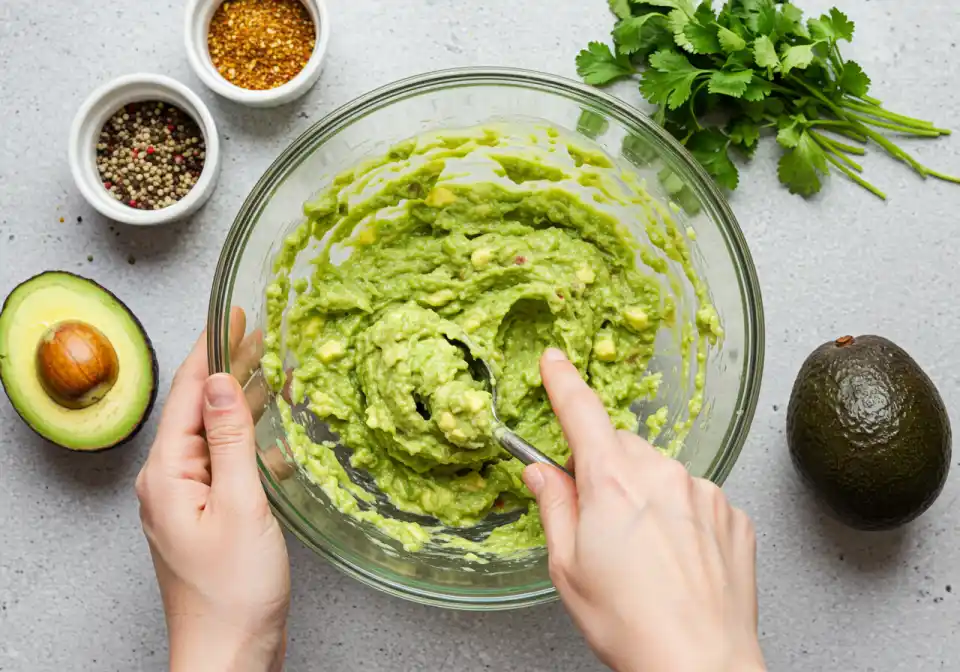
<box><xmin>787</xmin><ymin>335</ymin><xmax>951</xmax><ymax>531</ymax></box>
<box><xmin>0</xmin><ymin>271</ymin><xmax>159</xmax><ymax>453</ymax></box>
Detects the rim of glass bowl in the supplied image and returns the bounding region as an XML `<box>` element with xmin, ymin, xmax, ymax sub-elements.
<box><xmin>207</xmin><ymin>66</ymin><xmax>765</xmax><ymax>610</ymax></box>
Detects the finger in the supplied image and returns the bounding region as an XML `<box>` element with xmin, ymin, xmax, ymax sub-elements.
<box><xmin>155</xmin><ymin>307</ymin><xmax>245</xmax><ymax>447</ymax></box>
<box><xmin>523</xmin><ymin>463</ymin><xmax>578</xmax><ymax>580</ymax></box>
<box><xmin>615</xmin><ymin>430</ymin><xmax>666</xmax><ymax>466</ymax></box>
<box><xmin>540</xmin><ymin>348</ymin><xmax>618</xmax><ymax>497</ymax></box>
<box><xmin>730</xmin><ymin>508</ymin><xmax>759</xmax><ymax>626</ymax></box>
<box><xmin>245</xmin><ymin>369</ymin><xmax>271</xmax><ymax>426</ymax></box>
<box><xmin>231</xmin><ymin>331</ymin><xmax>262</xmax><ymax>388</ymax></box>
<box><xmin>153</xmin><ymin>330</ymin><xmax>208</xmax><ymax>449</ymax></box>
<box><xmin>202</xmin><ymin>373</ymin><xmax>262</xmax><ymax>509</ymax></box>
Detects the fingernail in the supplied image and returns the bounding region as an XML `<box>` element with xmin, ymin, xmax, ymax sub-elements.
<box><xmin>205</xmin><ymin>374</ymin><xmax>236</xmax><ymax>409</ymax></box>
<box><xmin>524</xmin><ymin>464</ymin><xmax>545</xmax><ymax>495</ymax></box>
<box><xmin>542</xmin><ymin>348</ymin><xmax>568</xmax><ymax>364</ymax></box>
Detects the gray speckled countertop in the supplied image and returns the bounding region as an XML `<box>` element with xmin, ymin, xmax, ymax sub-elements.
<box><xmin>3</xmin><ymin>1</ymin><xmax>960</xmax><ymax>670</ymax></box>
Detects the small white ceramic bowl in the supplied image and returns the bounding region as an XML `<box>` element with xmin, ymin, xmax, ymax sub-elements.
<box><xmin>69</xmin><ymin>73</ymin><xmax>221</xmax><ymax>226</ymax></box>
<box><xmin>184</xmin><ymin>0</ymin><xmax>330</xmax><ymax>108</ymax></box>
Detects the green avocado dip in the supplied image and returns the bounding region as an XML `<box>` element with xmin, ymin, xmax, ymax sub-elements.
<box><xmin>261</xmin><ymin>123</ymin><xmax>722</xmax><ymax>557</ymax></box>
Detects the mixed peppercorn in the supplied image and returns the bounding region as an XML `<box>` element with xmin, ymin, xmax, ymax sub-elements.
<box><xmin>95</xmin><ymin>102</ymin><xmax>206</xmax><ymax>211</ymax></box>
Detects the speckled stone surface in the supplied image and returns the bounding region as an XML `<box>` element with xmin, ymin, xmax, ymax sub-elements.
<box><xmin>2</xmin><ymin>0</ymin><xmax>960</xmax><ymax>670</ymax></box>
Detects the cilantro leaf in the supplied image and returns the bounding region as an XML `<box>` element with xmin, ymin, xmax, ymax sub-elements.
<box><xmin>668</xmin><ymin>9</ymin><xmax>693</xmax><ymax>50</ymax></box>
<box><xmin>778</xmin><ymin>131</ymin><xmax>829</xmax><ymax>196</ymax></box>
<box><xmin>707</xmin><ymin>70</ymin><xmax>754</xmax><ymax>98</ymax></box>
<box><xmin>577</xmin><ymin>109</ymin><xmax>611</xmax><ymax>139</ymax></box>
<box><xmin>608</xmin><ymin>0</ymin><xmax>633</xmax><ymax>20</ymax></box>
<box><xmin>683</xmin><ymin>21</ymin><xmax>722</xmax><ymax>54</ymax></box>
<box><xmin>640</xmin><ymin>0</ymin><xmax>695</xmax><ymax>16</ymax></box>
<box><xmin>780</xmin><ymin>44</ymin><xmax>816</xmax><ymax>75</ymax></box>
<box><xmin>742</xmin><ymin>76</ymin><xmax>771</xmax><ymax>101</ymax></box>
<box><xmin>776</xmin><ymin>115</ymin><xmax>804</xmax><ymax>148</ymax></box>
<box><xmin>639</xmin><ymin>49</ymin><xmax>705</xmax><ymax>109</ymax></box>
<box><xmin>809</xmin><ymin>7</ymin><xmax>855</xmax><ymax>43</ymax></box>
<box><xmin>737</xmin><ymin>0</ymin><xmax>777</xmax><ymax>35</ymax></box>
<box><xmin>613</xmin><ymin>13</ymin><xmax>673</xmax><ymax>56</ymax></box>
<box><xmin>829</xmin><ymin>8</ymin><xmax>855</xmax><ymax>39</ymax></box>
<box><xmin>763</xmin><ymin>96</ymin><xmax>786</xmax><ymax>116</ymax></box>
<box><xmin>775</xmin><ymin>2</ymin><xmax>808</xmax><ymax>38</ymax></box>
<box><xmin>717</xmin><ymin>25</ymin><xmax>747</xmax><ymax>53</ymax></box>
<box><xmin>669</xmin><ymin>4</ymin><xmax>722</xmax><ymax>54</ymax></box>
<box><xmin>686</xmin><ymin>130</ymin><xmax>740</xmax><ymax>190</ymax></box>
<box><xmin>753</xmin><ymin>35</ymin><xmax>780</xmax><ymax>72</ymax></box>
<box><xmin>728</xmin><ymin>117</ymin><xmax>761</xmax><ymax>149</ymax></box>
<box><xmin>839</xmin><ymin>60</ymin><xmax>871</xmax><ymax>97</ymax></box>
<box><xmin>576</xmin><ymin>42</ymin><xmax>635</xmax><ymax>86</ymax></box>
<box><xmin>724</xmin><ymin>50</ymin><xmax>754</xmax><ymax>70</ymax></box>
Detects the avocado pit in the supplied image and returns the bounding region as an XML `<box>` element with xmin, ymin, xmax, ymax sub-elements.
<box><xmin>36</xmin><ymin>320</ymin><xmax>119</xmax><ymax>409</ymax></box>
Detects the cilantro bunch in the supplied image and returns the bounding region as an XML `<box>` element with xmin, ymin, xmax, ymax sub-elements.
<box><xmin>577</xmin><ymin>0</ymin><xmax>958</xmax><ymax>199</ymax></box>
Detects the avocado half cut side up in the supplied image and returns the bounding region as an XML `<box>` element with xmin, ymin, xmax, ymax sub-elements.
<box><xmin>0</xmin><ymin>271</ymin><xmax>159</xmax><ymax>452</ymax></box>
<box><xmin>787</xmin><ymin>334</ymin><xmax>951</xmax><ymax>531</ymax></box>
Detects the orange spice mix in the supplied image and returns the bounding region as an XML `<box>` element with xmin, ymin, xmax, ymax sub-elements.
<box><xmin>208</xmin><ymin>0</ymin><xmax>316</xmax><ymax>91</ymax></box>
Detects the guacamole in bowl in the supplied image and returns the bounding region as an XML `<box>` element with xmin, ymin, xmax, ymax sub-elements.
<box><xmin>208</xmin><ymin>68</ymin><xmax>763</xmax><ymax>609</ymax></box>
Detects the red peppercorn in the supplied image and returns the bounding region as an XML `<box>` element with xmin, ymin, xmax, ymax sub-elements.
<box><xmin>147</xmin><ymin>146</ymin><xmax>155</xmax><ymax>154</ymax></box>
<box><xmin>129</xmin><ymin>200</ymin><xmax>137</xmax><ymax>207</ymax></box>
<box><xmin>103</xmin><ymin>182</ymin><xmax>113</xmax><ymax>189</ymax></box>
<box><xmin>174</xmin><ymin>155</ymin><xmax>184</xmax><ymax>164</ymax></box>
<box><xmin>167</xmin><ymin>124</ymin><xmax>175</xmax><ymax>132</ymax></box>
<box><xmin>514</xmin><ymin>255</ymin><xmax>527</xmax><ymax>265</ymax></box>
<box><xmin>132</xmin><ymin>149</ymin><xmax>138</xmax><ymax>157</ymax></box>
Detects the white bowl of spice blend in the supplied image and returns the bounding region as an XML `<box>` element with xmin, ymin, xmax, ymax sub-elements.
<box><xmin>69</xmin><ymin>73</ymin><xmax>221</xmax><ymax>226</ymax></box>
<box><xmin>184</xmin><ymin>0</ymin><xmax>330</xmax><ymax>108</ymax></box>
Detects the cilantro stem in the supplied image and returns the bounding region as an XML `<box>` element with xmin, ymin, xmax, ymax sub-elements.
<box><xmin>855</xmin><ymin>126</ymin><xmax>928</xmax><ymax>176</ymax></box>
<box><xmin>810</xmin><ymin>131</ymin><xmax>863</xmax><ymax>172</ymax></box>
<box><xmin>815</xmin><ymin>134</ymin><xmax>866</xmax><ymax>156</ymax></box>
<box><xmin>688</xmin><ymin>81</ymin><xmax>710</xmax><ymax>132</ymax></box>
<box><xmin>923</xmin><ymin>168</ymin><xmax>960</xmax><ymax>185</ymax></box>
<box><xmin>842</xmin><ymin>101</ymin><xmax>944</xmax><ymax>132</ymax></box>
<box><xmin>847</xmin><ymin>114</ymin><xmax>947</xmax><ymax>138</ymax></box>
<box><xmin>828</xmin><ymin>53</ymin><xmax>843</xmax><ymax>78</ymax></box>
<box><xmin>807</xmin><ymin>119</ymin><xmax>854</xmax><ymax>129</ymax></box>
<box><xmin>824</xmin><ymin>153</ymin><xmax>887</xmax><ymax>200</ymax></box>
<box><xmin>859</xmin><ymin>94</ymin><xmax>883</xmax><ymax>106</ymax></box>
<box><xmin>806</xmin><ymin>118</ymin><xmax>867</xmax><ymax>143</ymax></box>
<box><xmin>832</xmin><ymin>43</ymin><xmax>845</xmax><ymax>68</ymax></box>
<box><xmin>828</xmin><ymin>126</ymin><xmax>868</xmax><ymax>144</ymax></box>
<box><xmin>788</xmin><ymin>75</ymin><xmax>929</xmax><ymax>176</ymax></box>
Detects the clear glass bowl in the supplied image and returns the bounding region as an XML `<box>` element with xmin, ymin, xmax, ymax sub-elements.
<box><xmin>207</xmin><ymin>67</ymin><xmax>764</xmax><ymax>610</ymax></box>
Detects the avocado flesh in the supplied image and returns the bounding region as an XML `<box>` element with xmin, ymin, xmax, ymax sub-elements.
<box><xmin>787</xmin><ymin>335</ymin><xmax>951</xmax><ymax>530</ymax></box>
<box><xmin>0</xmin><ymin>272</ymin><xmax>158</xmax><ymax>452</ymax></box>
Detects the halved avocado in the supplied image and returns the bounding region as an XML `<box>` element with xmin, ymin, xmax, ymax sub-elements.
<box><xmin>0</xmin><ymin>271</ymin><xmax>158</xmax><ymax>452</ymax></box>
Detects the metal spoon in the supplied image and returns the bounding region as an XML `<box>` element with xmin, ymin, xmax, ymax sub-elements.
<box><xmin>451</xmin><ymin>338</ymin><xmax>574</xmax><ymax>479</ymax></box>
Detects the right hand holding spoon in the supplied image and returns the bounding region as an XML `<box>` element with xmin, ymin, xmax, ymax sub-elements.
<box><xmin>524</xmin><ymin>348</ymin><xmax>765</xmax><ymax>672</ymax></box>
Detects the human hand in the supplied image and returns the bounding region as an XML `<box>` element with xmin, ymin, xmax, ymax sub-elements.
<box><xmin>136</xmin><ymin>309</ymin><xmax>290</xmax><ymax>672</ymax></box>
<box><xmin>524</xmin><ymin>349</ymin><xmax>763</xmax><ymax>672</ymax></box>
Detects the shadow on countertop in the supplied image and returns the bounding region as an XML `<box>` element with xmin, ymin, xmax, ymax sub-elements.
<box><xmin>793</xmin><ymin>472</ymin><xmax>912</xmax><ymax>576</ymax></box>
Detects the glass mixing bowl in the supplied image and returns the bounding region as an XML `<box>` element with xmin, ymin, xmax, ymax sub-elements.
<box><xmin>207</xmin><ymin>67</ymin><xmax>764</xmax><ymax>610</ymax></box>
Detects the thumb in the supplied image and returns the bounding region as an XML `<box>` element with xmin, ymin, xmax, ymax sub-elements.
<box><xmin>203</xmin><ymin>373</ymin><xmax>261</xmax><ymax>505</ymax></box>
<box><xmin>524</xmin><ymin>464</ymin><xmax>578</xmax><ymax>574</ymax></box>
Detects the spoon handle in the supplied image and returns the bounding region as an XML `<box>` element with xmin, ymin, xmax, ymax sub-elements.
<box><xmin>492</xmin><ymin>424</ymin><xmax>574</xmax><ymax>479</ymax></box>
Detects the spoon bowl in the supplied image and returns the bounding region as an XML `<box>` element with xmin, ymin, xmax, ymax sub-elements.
<box><xmin>450</xmin><ymin>338</ymin><xmax>574</xmax><ymax>478</ymax></box>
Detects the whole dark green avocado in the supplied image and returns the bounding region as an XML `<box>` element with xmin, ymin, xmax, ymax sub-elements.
<box><xmin>787</xmin><ymin>335</ymin><xmax>951</xmax><ymax>530</ymax></box>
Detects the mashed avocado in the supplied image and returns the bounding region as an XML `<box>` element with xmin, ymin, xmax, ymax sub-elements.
<box><xmin>262</xmin><ymin>123</ymin><xmax>720</xmax><ymax>556</ymax></box>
